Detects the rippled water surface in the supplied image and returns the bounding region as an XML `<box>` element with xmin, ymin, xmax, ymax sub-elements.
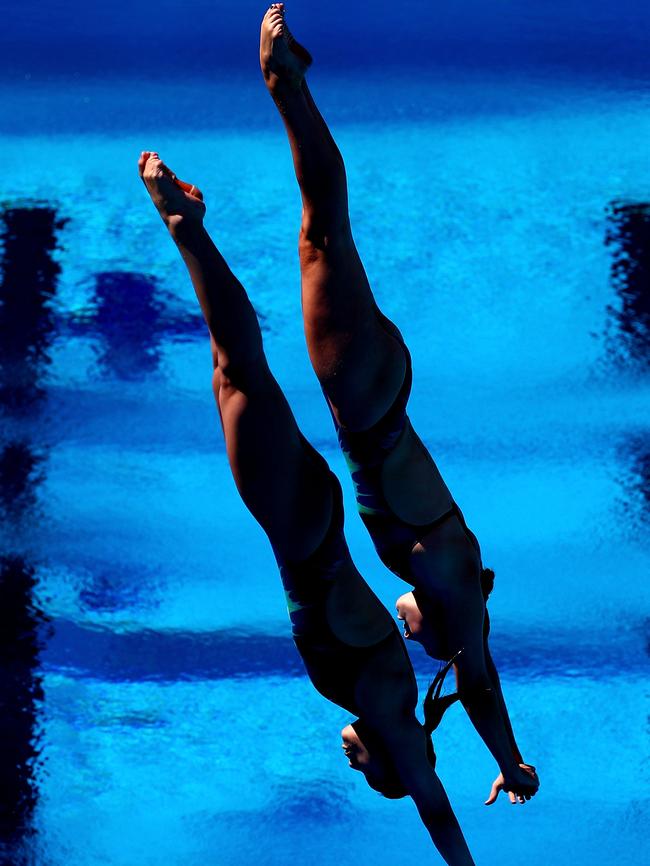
<box><xmin>1</xmin><ymin>1</ymin><xmax>649</xmax><ymax>863</ymax></box>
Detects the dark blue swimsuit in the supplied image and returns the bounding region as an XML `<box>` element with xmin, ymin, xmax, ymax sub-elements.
<box><xmin>327</xmin><ymin>339</ymin><xmax>479</xmax><ymax>581</ymax></box>
<box><xmin>274</xmin><ymin>470</ymin><xmax>407</xmax><ymax>715</ymax></box>
<box><xmin>326</xmin><ymin>329</ymin><xmax>493</xmax><ymax>727</ymax></box>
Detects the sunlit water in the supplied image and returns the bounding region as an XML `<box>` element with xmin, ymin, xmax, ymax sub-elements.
<box><xmin>1</xmin><ymin>5</ymin><xmax>649</xmax><ymax>862</ymax></box>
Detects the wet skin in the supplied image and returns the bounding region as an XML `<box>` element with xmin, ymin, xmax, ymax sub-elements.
<box><xmin>258</xmin><ymin>4</ymin><xmax>539</xmax><ymax>808</ymax></box>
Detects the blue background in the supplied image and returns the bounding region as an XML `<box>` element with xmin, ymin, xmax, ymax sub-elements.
<box><xmin>0</xmin><ymin>1</ymin><xmax>648</xmax><ymax>864</ymax></box>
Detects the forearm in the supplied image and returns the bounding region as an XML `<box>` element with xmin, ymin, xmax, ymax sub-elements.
<box><xmin>381</xmin><ymin>721</ymin><xmax>474</xmax><ymax>866</ymax></box>
<box><xmin>484</xmin><ymin>642</ymin><xmax>523</xmax><ymax>763</ymax></box>
<box><xmin>459</xmin><ymin>676</ymin><xmax>520</xmax><ymax>775</ymax></box>
<box><xmin>458</xmin><ymin>658</ymin><xmax>539</xmax><ymax>799</ymax></box>
<box><xmin>414</xmin><ymin>776</ymin><xmax>475</xmax><ymax>866</ymax></box>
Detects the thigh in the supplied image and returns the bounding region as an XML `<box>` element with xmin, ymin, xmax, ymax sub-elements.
<box><xmin>215</xmin><ymin>360</ymin><xmax>334</xmax><ymax>563</ymax></box>
<box><xmin>299</xmin><ymin>226</ymin><xmax>408</xmax><ymax>431</ymax></box>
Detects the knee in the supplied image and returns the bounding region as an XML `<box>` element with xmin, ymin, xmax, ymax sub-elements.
<box><xmin>298</xmin><ymin>212</ymin><xmax>353</xmax><ymax>259</ymax></box>
<box><xmin>212</xmin><ymin>351</ymin><xmax>267</xmax><ymax>399</ymax></box>
<box><xmin>209</xmin><ymin>336</ymin><xmax>219</xmax><ymax>370</ymax></box>
<box><xmin>212</xmin><ymin>365</ymin><xmax>244</xmax><ymax>408</ymax></box>
<box><xmin>211</xmin><ymin>365</ymin><xmax>229</xmax><ymax>400</ymax></box>
<box><xmin>210</xmin><ymin>340</ymin><xmax>241</xmax><ymax>399</ymax></box>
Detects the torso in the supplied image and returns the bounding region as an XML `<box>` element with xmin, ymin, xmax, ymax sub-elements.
<box><xmin>329</xmin><ymin>342</ymin><xmax>478</xmax><ymax>582</ymax></box>
<box><xmin>274</xmin><ymin>472</ymin><xmax>398</xmax><ymax>714</ymax></box>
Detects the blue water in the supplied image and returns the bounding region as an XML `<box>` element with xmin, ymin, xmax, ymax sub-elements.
<box><xmin>1</xmin><ymin>2</ymin><xmax>649</xmax><ymax>864</ymax></box>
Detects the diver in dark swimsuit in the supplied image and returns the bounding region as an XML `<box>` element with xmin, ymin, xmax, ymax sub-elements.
<box><xmin>138</xmin><ymin>150</ymin><xmax>475</xmax><ymax>865</ymax></box>
<box><xmin>260</xmin><ymin>4</ymin><xmax>539</xmax><ymax>805</ymax></box>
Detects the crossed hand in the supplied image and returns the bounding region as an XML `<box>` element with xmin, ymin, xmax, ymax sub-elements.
<box><xmin>485</xmin><ymin>764</ymin><xmax>539</xmax><ymax>805</ymax></box>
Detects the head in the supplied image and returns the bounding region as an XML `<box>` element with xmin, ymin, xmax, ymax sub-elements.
<box><xmin>340</xmin><ymin>718</ymin><xmax>435</xmax><ymax>800</ymax></box>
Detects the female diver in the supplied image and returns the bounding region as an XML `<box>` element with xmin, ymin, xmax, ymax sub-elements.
<box><xmin>138</xmin><ymin>150</ymin><xmax>475</xmax><ymax>865</ymax></box>
<box><xmin>259</xmin><ymin>4</ymin><xmax>539</xmax><ymax>804</ymax></box>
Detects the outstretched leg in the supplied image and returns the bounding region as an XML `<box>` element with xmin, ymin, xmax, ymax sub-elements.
<box><xmin>260</xmin><ymin>5</ymin><xmax>406</xmax><ymax>431</ymax></box>
<box><xmin>139</xmin><ymin>150</ymin><xmax>481</xmax><ymax>865</ymax></box>
<box><xmin>259</xmin><ymin>15</ymin><xmax>540</xmax><ymax>798</ymax></box>
<box><xmin>138</xmin><ymin>150</ymin><xmax>332</xmax><ymax>562</ymax></box>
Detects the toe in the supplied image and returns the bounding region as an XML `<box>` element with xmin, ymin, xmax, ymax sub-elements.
<box><xmin>158</xmin><ymin>161</ymin><xmax>175</xmax><ymax>181</ymax></box>
<box><xmin>138</xmin><ymin>151</ymin><xmax>152</xmax><ymax>176</ymax></box>
<box><xmin>143</xmin><ymin>155</ymin><xmax>168</xmax><ymax>182</ymax></box>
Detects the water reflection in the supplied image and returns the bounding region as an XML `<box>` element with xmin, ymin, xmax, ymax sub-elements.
<box><xmin>0</xmin><ymin>441</ymin><xmax>44</xmax><ymax>520</ymax></box>
<box><xmin>0</xmin><ymin>557</ymin><xmax>48</xmax><ymax>846</ymax></box>
<box><xmin>620</xmin><ymin>432</ymin><xmax>650</xmax><ymax>527</ymax></box>
<box><xmin>630</xmin><ymin>435</ymin><xmax>650</xmax><ymax>518</ymax></box>
<box><xmin>605</xmin><ymin>200</ymin><xmax>650</xmax><ymax>367</ymax></box>
<box><xmin>43</xmin><ymin>624</ymin><xmax>304</xmax><ymax>682</ymax></box>
<box><xmin>0</xmin><ymin>206</ymin><xmax>60</xmax><ymax>849</ymax></box>
<box><xmin>39</xmin><ymin>621</ymin><xmax>647</xmax><ymax>683</ymax></box>
<box><xmin>0</xmin><ymin>207</ymin><xmax>63</xmax><ymax>410</ymax></box>
<box><xmin>77</xmin><ymin>564</ymin><xmax>153</xmax><ymax>614</ymax></box>
<box><xmin>91</xmin><ymin>271</ymin><xmax>162</xmax><ymax>378</ymax></box>
<box><xmin>605</xmin><ymin>201</ymin><xmax>650</xmax><ymax>526</ymax></box>
<box><xmin>65</xmin><ymin>271</ymin><xmax>205</xmax><ymax>380</ymax></box>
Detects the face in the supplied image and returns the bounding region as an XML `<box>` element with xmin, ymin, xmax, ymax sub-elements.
<box><xmin>396</xmin><ymin>591</ymin><xmax>449</xmax><ymax>659</ymax></box>
<box><xmin>395</xmin><ymin>591</ymin><xmax>426</xmax><ymax>642</ymax></box>
<box><xmin>340</xmin><ymin>722</ymin><xmax>407</xmax><ymax>799</ymax></box>
<box><xmin>340</xmin><ymin>723</ymin><xmax>388</xmax><ymax>781</ymax></box>
<box><xmin>340</xmin><ymin>723</ymin><xmax>371</xmax><ymax>771</ymax></box>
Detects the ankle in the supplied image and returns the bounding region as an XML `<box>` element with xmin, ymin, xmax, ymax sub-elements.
<box><xmin>264</xmin><ymin>66</ymin><xmax>304</xmax><ymax>97</ymax></box>
<box><xmin>167</xmin><ymin>214</ymin><xmax>205</xmax><ymax>245</ymax></box>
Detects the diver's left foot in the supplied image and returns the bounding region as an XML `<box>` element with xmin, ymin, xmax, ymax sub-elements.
<box><xmin>138</xmin><ymin>151</ymin><xmax>206</xmax><ymax>229</ymax></box>
<box><xmin>260</xmin><ymin>4</ymin><xmax>312</xmax><ymax>92</ymax></box>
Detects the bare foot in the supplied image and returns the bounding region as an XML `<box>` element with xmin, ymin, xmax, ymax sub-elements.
<box><xmin>260</xmin><ymin>3</ymin><xmax>312</xmax><ymax>91</ymax></box>
<box><xmin>138</xmin><ymin>151</ymin><xmax>206</xmax><ymax>229</ymax></box>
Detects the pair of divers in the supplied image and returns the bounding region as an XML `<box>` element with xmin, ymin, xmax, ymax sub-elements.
<box><xmin>138</xmin><ymin>5</ymin><xmax>539</xmax><ymax>863</ymax></box>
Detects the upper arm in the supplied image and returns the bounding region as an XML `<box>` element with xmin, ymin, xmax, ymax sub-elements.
<box><xmin>374</xmin><ymin>715</ymin><xmax>451</xmax><ymax>819</ymax></box>
<box><xmin>409</xmin><ymin>518</ymin><xmax>491</xmax><ymax>692</ymax></box>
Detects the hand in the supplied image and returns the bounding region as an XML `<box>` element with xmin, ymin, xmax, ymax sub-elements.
<box><xmin>485</xmin><ymin>763</ymin><xmax>539</xmax><ymax>805</ymax></box>
<box><xmin>138</xmin><ymin>151</ymin><xmax>206</xmax><ymax>229</ymax></box>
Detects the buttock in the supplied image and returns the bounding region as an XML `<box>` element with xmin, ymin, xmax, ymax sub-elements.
<box><xmin>331</xmin><ymin>334</ymin><xmax>456</xmax><ymax>582</ymax></box>
<box><xmin>276</xmin><ymin>470</ymin><xmax>395</xmax><ymax>644</ymax></box>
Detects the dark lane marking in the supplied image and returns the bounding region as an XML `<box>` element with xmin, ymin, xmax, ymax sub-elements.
<box><xmin>41</xmin><ymin>617</ymin><xmax>650</xmax><ymax>684</ymax></box>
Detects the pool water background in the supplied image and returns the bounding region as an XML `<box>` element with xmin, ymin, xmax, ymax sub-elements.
<box><xmin>1</xmin><ymin>1</ymin><xmax>649</xmax><ymax>864</ymax></box>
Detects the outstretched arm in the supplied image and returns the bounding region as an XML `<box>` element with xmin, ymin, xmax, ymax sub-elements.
<box><xmin>379</xmin><ymin>717</ymin><xmax>475</xmax><ymax>866</ymax></box>
<box><xmin>457</xmin><ymin>642</ymin><xmax>538</xmax><ymax>800</ymax></box>
<box><xmin>483</xmin><ymin>609</ymin><xmax>523</xmax><ymax>762</ymax></box>
<box><xmin>355</xmin><ymin>651</ymin><xmax>475</xmax><ymax>865</ymax></box>
<box><xmin>411</xmin><ymin>523</ymin><xmax>539</xmax><ymax>801</ymax></box>
<box><xmin>482</xmin><ymin>619</ymin><xmax>539</xmax><ymax>804</ymax></box>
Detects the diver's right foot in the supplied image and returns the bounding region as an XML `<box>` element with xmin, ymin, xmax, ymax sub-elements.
<box><xmin>138</xmin><ymin>151</ymin><xmax>206</xmax><ymax>230</ymax></box>
<box><xmin>260</xmin><ymin>4</ymin><xmax>312</xmax><ymax>91</ymax></box>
